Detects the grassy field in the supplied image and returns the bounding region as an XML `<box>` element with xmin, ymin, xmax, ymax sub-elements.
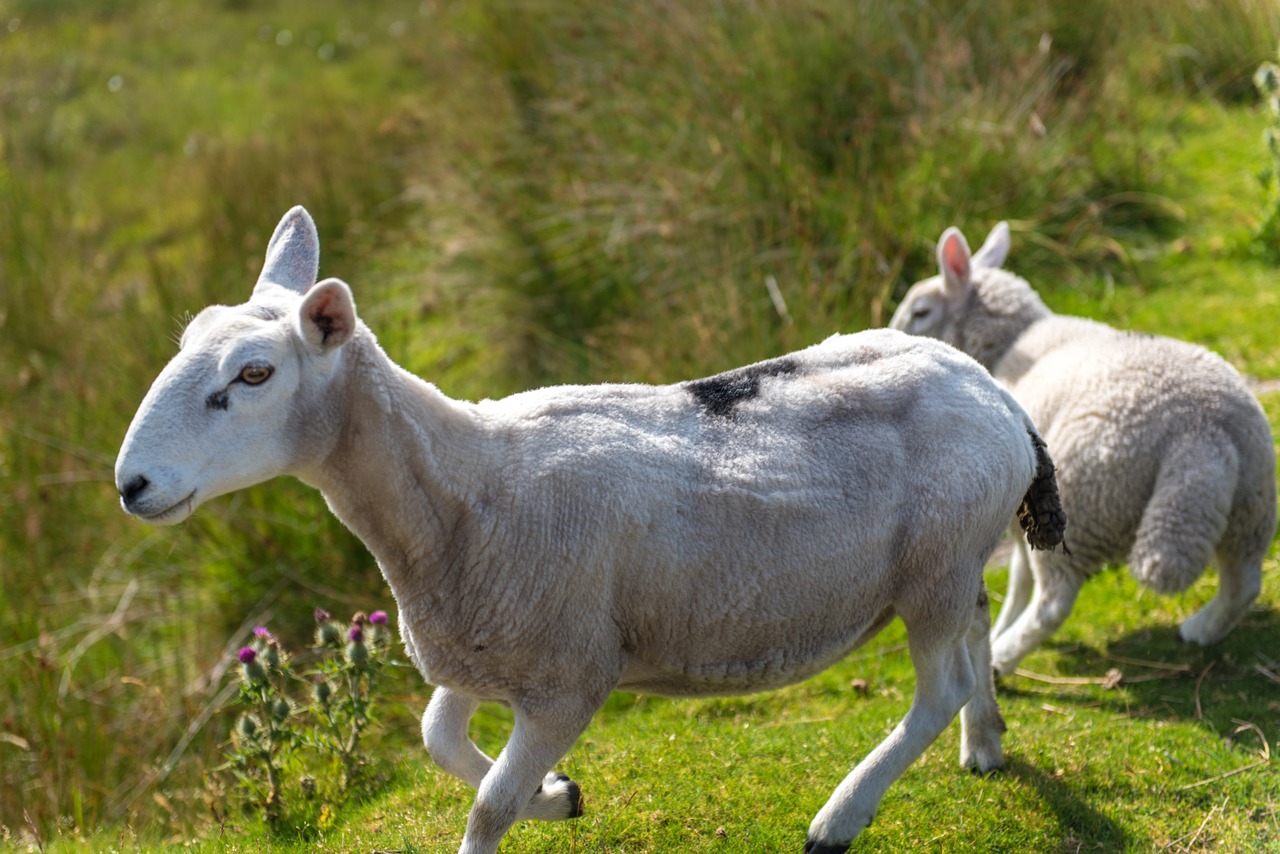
<box><xmin>3</xmin><ymin>0</ymin><xmax>1280</xmax><ymax>850</ymax></box>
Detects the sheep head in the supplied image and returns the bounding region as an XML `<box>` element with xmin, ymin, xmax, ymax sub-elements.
<box><xmin>890</xmin><ymin>222</ymin><xmax>1052</xmax><ymax>371</ymax></box>
<box><xmin>115</xmin><ymin>206</ymin><xmax>358</xmax><ymax>524</ymax></box>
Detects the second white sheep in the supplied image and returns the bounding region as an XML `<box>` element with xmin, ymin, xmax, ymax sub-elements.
<box><xmin>891</xmin><ymin>222</ymin><xmax>1276</xmax><ymax>677</ymax></box>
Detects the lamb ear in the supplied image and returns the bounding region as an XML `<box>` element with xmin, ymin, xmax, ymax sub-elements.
<box><xmin>298</xmin><ymin>278</ymin><xmax>357</xmax><ymax>353</ymax></box>
<box><xmin>254</xmin><ymin>206</ymin><xmax>320</xmax><ymax>298</ymax></box>
<box><xmin>937</xmin><ymin>227</ymin><xmax>973</xmax><ymax>298</ymax></box>
<box><xmin>972</xmin><ymin>221</ymin><xmax>1011</xmax><ymax>270</ymax></box>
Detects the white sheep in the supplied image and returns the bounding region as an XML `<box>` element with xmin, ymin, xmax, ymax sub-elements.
<box><xmin>116</xmin><ymin>207</ymin><xmax>1066</xmax><ymax>854</ymax></box>
<box><xmin>891</xmin><ymin>222</ymin><xmax>1277</xmax><ymax>677</ymax></box>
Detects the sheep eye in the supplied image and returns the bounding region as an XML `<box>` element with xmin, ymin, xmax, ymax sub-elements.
<box><xmin>239</xmin><ymin>365</ymin><xmax>273</xmax><ymax>385</ymax></box>
<box><xmin>911</xmin><ymin>306</ymin><xmax>933</xmax><ymax>320</ymax></box>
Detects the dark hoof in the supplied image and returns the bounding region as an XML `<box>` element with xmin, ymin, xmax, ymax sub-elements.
<box><xmin>804</xmin><ymin>839</ymin><xmax>851</xmax><ymax>854</ymax></box>
<box><xmin>968</xmin><ymin>760</ymin><xmax>1005</xmax><ymax>777</ymax></box>
<box><xmin>565</xmin><ymin>778</ymin><xmax>585</xmax><ymax>819</ymax></box>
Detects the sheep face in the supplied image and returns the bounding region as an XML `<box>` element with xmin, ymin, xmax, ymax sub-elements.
<box><xmin>115</xmin><ymin>207</ymin><xmax>356</xmax><ymax>524</ymax></box>
<box><xmin>890</xmin><ymin>222</ymin><xmax>1011</xmax><ymax>342</ymax></box>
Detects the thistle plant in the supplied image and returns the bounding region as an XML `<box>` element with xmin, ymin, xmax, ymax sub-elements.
<box><xmin>217</xmin><ymin>607</ymin><xmax>397</xmax><ymax>829</ymax></box>
<box><xmin>1253</xmin><ymin>57</ymin><xmax>1280</xmax><ymax>255</ymax></box>
<box><xmin>225</xmin><ymin>630</ymin><xmax>298</xmax><ymax>824</ymax></box>
<box><xmin>310</xmin><ymin>609</ymin><xmax>393</xmax><ymax>789</ymax></box>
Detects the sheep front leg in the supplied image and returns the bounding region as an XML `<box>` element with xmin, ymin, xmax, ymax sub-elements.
<box><xmin>991</xmin><ymin>539</ymin><xmax>1033</xmax><ymax>640</ymax></box>
<box><xmin>805</xmin><ymin>611</ymin><xmax>977</xmax><ymax>853</ymax></box>
<box><xmin>990</xmin><ymin>556</ymin><xmax>1083</xmax><ymax>677</ymax></box>
<box><xmin>458</xmin><ymin>700</ymin><xmax>594</xmax><ymax>854</ymax></box>
<box><xmin>423</xmin><ymin>687</ymin><xmax>586</xmax><ymax>831</ymax></box>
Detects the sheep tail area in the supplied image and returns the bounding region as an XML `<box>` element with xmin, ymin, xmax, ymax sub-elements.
<box><xmin>1017</xmin><ymin>430</ymin><xmax>1069</xmax><ymax>553</ymax></box>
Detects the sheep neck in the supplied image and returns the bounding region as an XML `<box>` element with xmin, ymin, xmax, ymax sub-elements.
<box><xmin>958</xmin><ymin>273</ymin><xmax>1052</xmax><ymax>372</ymax></box>
<box><xmin>303</xmin><ymin>327</ymin><xmax>482</xmax><ymax>606</ymax></box>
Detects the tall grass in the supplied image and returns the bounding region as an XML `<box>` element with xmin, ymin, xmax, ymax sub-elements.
<box><xmin>431</xmin><ymin>0</ymin><xmax>1280</xmax><ymax>387</ymax></box>
<box><xmin>1</xmin><ymin>0</ymin><xmax>1278</xmax><ymax>843</ymax></box>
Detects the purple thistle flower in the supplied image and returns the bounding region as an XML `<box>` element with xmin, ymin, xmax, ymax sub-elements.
<box><xmin>314</xmin><ymin>607</ymin><xmax>331</xmax><ymax>624</ymax></box>
<box><xmin>238</xmin><ymin>647</ymin><xmax>257</xmax><ymax>664</ymax></box>
<box><xmin>348</xmin><ymin>625</ymin><xmax>364</xmax><ymax>643</ymax></box>
<box><xmin>370</xmin><ymin>610</ymin><xmax>389</xmax><ymax>626</ymax></box>
<box><xmin>253</xmin><ymin>626</ymin><xmax>271</xmax><ymax>639</ymax></box>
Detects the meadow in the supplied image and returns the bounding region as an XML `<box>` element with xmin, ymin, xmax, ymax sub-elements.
<box><xmin>2</xmin><ymin>0</ymin><xmax>1279</xmax><ymax>850</ymax></box>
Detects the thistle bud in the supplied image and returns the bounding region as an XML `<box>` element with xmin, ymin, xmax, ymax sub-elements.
<box><xmin>262</xmin><ymin>638</ymin><xmax>283</xmax><ymax>671</ymax></box>
<box><xmin>271</xmin><ymin>697</ymin><xmax>291</xmax><ymax>722</ymax></box>
<box><xmin>346</xmin><ymin>634</ymin><xmax>369</xmax><ymax>668</ymax></box>
<box><xmin>238</xmin><ymin>647</ymin><xmax>266</xmax><ymax>685</ymax></box>
<box><xmin>1256</xmin><ymin>62</ymin><xmax>1280</xmax><ymax>96</ymax></box>
<box><xmin>369</xmin><ymin>610</ymin><xmax>390</xmax><ymax>645</ymax></box>
<box><xmin>236</xmin><ymin>713</ymin><xmax>260</xmax><ymax>740</ymax></box>
<box><xmin>315</xmin><ymin>621</ymin><xmax>342</xmax><ymax>648</ymax></box>
<box><xmin>313</xmin><ymin>677</ymin><xmax>332</xmax><ymax>707</ymax></box>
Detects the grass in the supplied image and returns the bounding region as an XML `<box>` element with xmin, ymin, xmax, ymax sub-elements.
<box><xmin>3</xmin><ymin>0</ymin><xmax>1280</xmax><ymax>849</ymax></box>
<box><xmin>44</xmin><ymin>560</ymin><xmax>1280</xmax><ymax>853</ymax></box>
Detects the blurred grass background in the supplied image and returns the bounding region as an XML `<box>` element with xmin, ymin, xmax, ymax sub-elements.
<box><xmin>2</xmin><ymin>0</ymin><xmax>1280</xmax><ymax>848</ymax></box>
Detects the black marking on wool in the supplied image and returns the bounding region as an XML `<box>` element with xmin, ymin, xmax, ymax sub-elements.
<box><xmin>1017</xmin><ymin>429</ymin><xmax>1069</xmax><ymax>553</ymax></box>
<box><xmin>206</xmin><ymin>389</ymin><xmax>230</xmax><ymax>411</ymax></box>
<box><xmin>685</xmin><ymin>357</ymin><xmax>799</xmax><ymax>416</ymax></box>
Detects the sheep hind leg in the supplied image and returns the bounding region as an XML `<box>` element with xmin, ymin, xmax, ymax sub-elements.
<box><xmin>1179</xmin><ymin>543</ymin><xmax>1263</xmax><ymax>647</ymax></box>
<box><xmin>1124</xmin><ymin>440</ymin><xmax>1242</xmax><ymax>645</ymax></box>
<box><xmin>960</xmin><ymin>584</ymin><xmax>1005</xmax><ymax>772</ymax></box>
<box><xmin>422</xmin><ymin>687</ymin><xmax>584</xmax><ymax>827</ymax></box>
<box><xmin>804</xmin><ymin>604</ymin><xmax>977</xmax><ymax>853</ymax></box>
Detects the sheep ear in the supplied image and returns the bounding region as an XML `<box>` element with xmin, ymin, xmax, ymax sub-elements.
<box><xmin>254</xmin><ymin>206</ymin><xmax>320</xmax><ymax>298</ymax></box>
<box><xmin>298</xmin><ymin>278</ymin><xmax>357</xmax><ymax>353</ymax></box>
<box><xmin>937</xmin><ymin>227</ymin><xmax>973</xmax><ymax>298</ymax></box>
<box><xmin>972</xmin><ymin>221</ymin><xmax>1011</xmax><ymax>270</ymax></box>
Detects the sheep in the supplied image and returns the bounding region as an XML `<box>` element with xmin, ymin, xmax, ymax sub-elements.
<box><xmin>890</xmin><ymin>221</ymin><xmax>1277</xmax><ymax>677</ymax></box>
<box><xmin>115</xmin><ymin>206</ymin><xmax>1066</xmax><ymax>854</ymax></box>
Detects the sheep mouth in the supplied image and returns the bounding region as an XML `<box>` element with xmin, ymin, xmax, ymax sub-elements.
<box><xmin>135</xmin><ymin>491</ymin><xmax>197</xmax><ymax>525</ymax></box>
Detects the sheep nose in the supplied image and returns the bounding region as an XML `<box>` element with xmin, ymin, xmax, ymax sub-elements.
<box><xmin>120</xmin><ymin>474</ymin><xmax>150</xmax><ymax>507</ymax></box>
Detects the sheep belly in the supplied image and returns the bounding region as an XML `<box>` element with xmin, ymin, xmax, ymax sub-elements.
<box><xmin>615</xmin><ymin>605</ymin><xmax>896</xmax><ymax>697</ymax></box>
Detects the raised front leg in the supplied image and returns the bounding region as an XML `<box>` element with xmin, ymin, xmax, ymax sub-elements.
<box><xmin>990</xmin><ymin>555</ymin><xmax>1083</xmax><ymax>677</ymax></box>
<box><xmin>804</xmin><ymin>604</ymin><xmax>979</xmax><ymax>853</ymax></box>
<box><xmin>422</xmin><ymin>686</ymin><xmax>587</xmax><ymax>840</ymax></box>
<box><xmin>991</xmin><ymin>539</ymin><xmax>1033</xmax><ymax>640</ymax></box>
<box><xmin>458</xmin><ymin>699</ymin><xmax>595</xmax><ymax>854</ymax></box>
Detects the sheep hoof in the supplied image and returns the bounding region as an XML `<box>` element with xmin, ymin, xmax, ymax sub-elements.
<box><xmin>966</xmin><ymin>757</ymin><xmax>1005</xmax><ymax>777</ymax></box>
<box><xmin>1178</xmin><ymin>612</ymin><xmax>1227</xmax><ymax>646</ymax></box>
<box><xmin>528</xmin><ymin>772</ymin><xmax>584</xmax><ymax>820</ymax></box>
<box><xmin>564</xmin><ymin>778</ymin><xmax>585</xmax><ymax>819</ymax></box>
<box><xmin>803</xmin><ymin>838</ymin><xmax>852</xmax><ymax>854</ymax></box>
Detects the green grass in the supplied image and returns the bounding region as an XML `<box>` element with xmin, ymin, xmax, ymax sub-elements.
<box><xmin>4</xmin><ymin>0</ymin><xmax>1280</xmax><ymax>850</ymax></box>
<box><xmin>42</xmin><ymin>557</ymin><xmax>1280</xmax><ymax>853</ymax></box>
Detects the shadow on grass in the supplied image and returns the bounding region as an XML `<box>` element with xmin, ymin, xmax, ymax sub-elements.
<box><xmin>999</xmin><ymin>603</ymin><xmax>1280</xmax><ymax>742</ymax></box>
<box><xmin>1000</xmin><ymin>756</ymin><xmax>1132</xmax><ymax>851</ymax></box>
